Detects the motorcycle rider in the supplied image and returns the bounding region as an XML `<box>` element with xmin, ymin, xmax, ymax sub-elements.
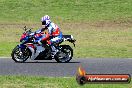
<box><xmin>37</xmin><ymin>15</ymin><xmax>63</xmax><ymax>57</ymax></box>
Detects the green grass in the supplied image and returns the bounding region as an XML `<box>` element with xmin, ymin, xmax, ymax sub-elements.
<box><xmin>0</xmin><ymin>23</ymin><xmax>132</xmax><ymax>58</ymax></box>
<box><xmin>0</xmin><ymin>0</ymin><xmax>132</xmax><ymax>58</ymax></box>
<box><xmin>0</xmin><ymin>76</ymin><xmax>132</xmax><ymax>88</ymax></box>
<box><xmin>0</xmin><ymin>0</ymin><xmax>132</xmax><ymax>22</ymax></box>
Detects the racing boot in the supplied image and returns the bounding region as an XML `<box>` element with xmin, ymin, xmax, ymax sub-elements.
<box><xmin>51</xmin><ymin>45</ymin><xmax>59</xmax><ymax>58</ymax></box>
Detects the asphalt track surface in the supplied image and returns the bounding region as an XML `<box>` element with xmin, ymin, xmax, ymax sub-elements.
<box><xmin>0</xmin><ymin>58</ymin><xmax>132</xmax><ymax>77</ymax></box>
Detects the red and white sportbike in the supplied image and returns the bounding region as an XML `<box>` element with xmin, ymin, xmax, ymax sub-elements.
<box><xmin>11</xmin><ymin>26</ymin><xmax>76</xmax><ymax>63</ymax></box>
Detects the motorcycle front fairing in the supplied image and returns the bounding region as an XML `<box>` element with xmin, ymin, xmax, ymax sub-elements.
<box><xmin>26</xmin><ymin>44</ymin><xmax>45</xmax><ymax>60</ymax></box>
<box><xmin>19</xmin><ymin>43</ymin><xmax>46</xmax><ymax>60</ymax></box>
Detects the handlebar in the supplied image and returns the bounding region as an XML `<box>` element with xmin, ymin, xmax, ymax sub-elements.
<box><xmin>23</xmin><ymin>26</ymin><xmax>32</xmax><ymax>33</ymax></box>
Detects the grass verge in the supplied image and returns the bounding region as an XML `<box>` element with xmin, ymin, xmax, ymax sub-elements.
<box><xmin>0</xmin><ymin>0</ymin><xmax>132</xmax><ymax>58</ymax></box>
<box><xmin>0</xmin><ymin>21</ymin><xmax>132</xmax><ymax>58</ymax></box>
<box><xmin>0</xmin><ymin>76</ymin><xmax>132</xmax><ymax>88</ymax></box>
<box><xmin>1</xmin><ymin>0</ymin><xmax>132</xmax><ymax>22</ymax></box>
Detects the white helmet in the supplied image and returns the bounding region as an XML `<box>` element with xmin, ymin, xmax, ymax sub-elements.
<box><xmin>41</xmin><ymin>15</ymin><xmax>51</xmax><ymax>26</ymax></box>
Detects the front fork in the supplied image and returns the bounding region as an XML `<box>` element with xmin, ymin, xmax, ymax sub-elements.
<box><xmin>18</xmin><ymin>43</ymin><xmax>34</xmax><ymax>59</ymax></box>
<box><xmin>18</xmin><ymin>44</ymin><xmax>26</xmax><ymax>53</ymax></box>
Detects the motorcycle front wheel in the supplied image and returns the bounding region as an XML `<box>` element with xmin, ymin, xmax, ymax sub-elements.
<box><xmin>11</xmin><ymin>45</ymin><xmax>30</xmax><ymax>63</ymax></box>
<box><xmin>55</xmin><ymin>45</ymin><xmax>73</xmax><ymax>63</ymax></box>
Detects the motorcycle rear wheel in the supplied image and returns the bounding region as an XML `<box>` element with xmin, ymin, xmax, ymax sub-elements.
<box><xmin>55</xmin><ymin>45</ymin><xmax>73</xmax><ymax>63</ymax></box>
